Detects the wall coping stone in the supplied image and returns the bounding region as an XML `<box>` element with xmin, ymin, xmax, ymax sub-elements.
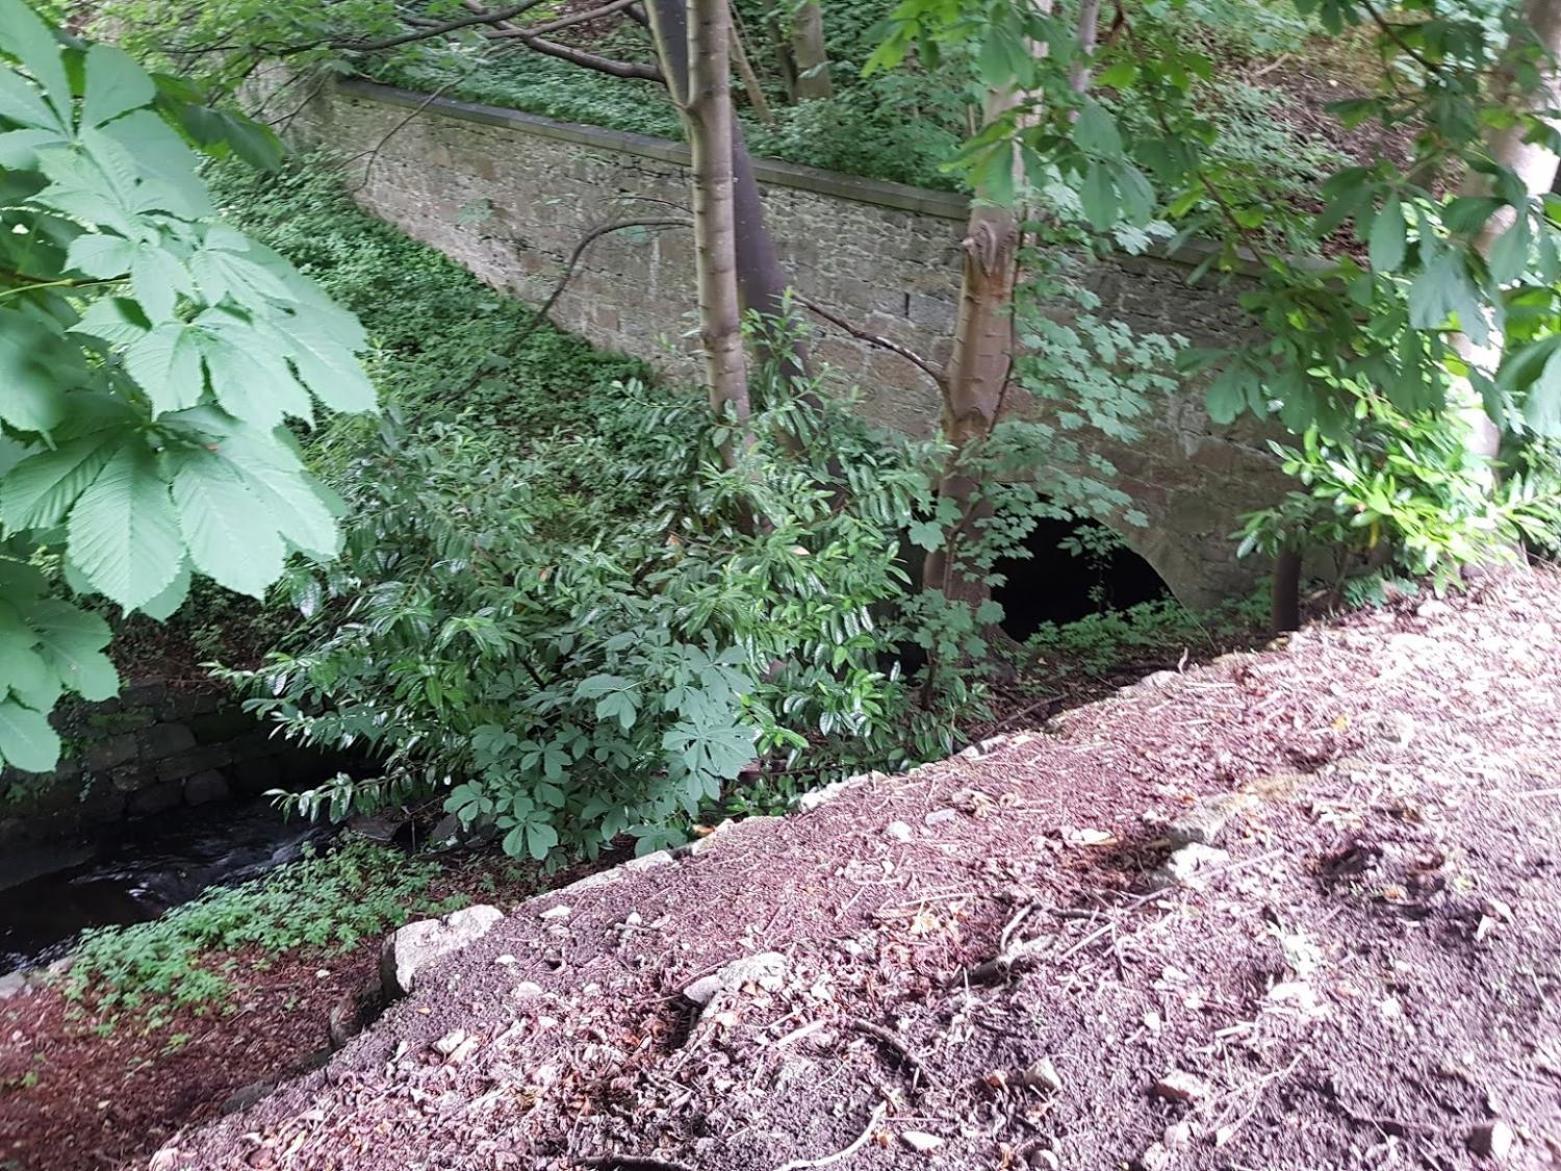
<box><xmin>335</xmin><ymin>77</ymin><xmax>1268</xmax><ymax>277</ymax></box>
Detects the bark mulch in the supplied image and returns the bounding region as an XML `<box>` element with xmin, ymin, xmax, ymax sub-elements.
<box><xmin>137</xmin><ymin>566</ymin><xmax>1561</xmax><ymax>1171</ymax></box>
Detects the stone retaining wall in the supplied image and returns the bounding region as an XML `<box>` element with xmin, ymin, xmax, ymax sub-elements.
<box><xmin>0</xmin><ymin>682</ymin><xmax>337</xmax><ymax>848</ymax></box>
<box><xmin>277</xmin><ymin>75</ymin><xmax>1286</xmax><ymax>607</ymax></box>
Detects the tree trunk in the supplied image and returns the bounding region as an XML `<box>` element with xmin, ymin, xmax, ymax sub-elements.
<box><xmin>922</xmin><ymin>7</ymin><xmax>1057</xmax><ymax>613</ymax></box>
<box><xmin>1458</xmin><ymin>0</ymin><xmax>1561</xmax><ymax>459</ymax></box>
<box><xmin>789</xmin><ymin>2</ymin><xmax>832</xmax><ymax>100</ymax></box>
<box><xmin>1271</xmin><ymin>546</ymin><xmax>1301</xmax><ymax>634</ymax></box>
<box><xmin>1070</xmin><ymin>0</ymin><xmax>1103</xmax><ymax>94</ymax></box>
<box><xmin>919</xmin><ymin>104</ymin><xmax>1023</xmax><ymax>610</ymax></box>
<box><xmin>729</xmin><ymin>15</ymin><xmax>775</xmax><ymax>123</ymax></box>
<box><xmin>644</xmin><ymin>0</ymin><xmax>808</xmax><ymax>385</ymax></box>
<box><xmin>647</xmin><ymin>0</ymin><xmax>750</xmax><ymax>459</ymax></box>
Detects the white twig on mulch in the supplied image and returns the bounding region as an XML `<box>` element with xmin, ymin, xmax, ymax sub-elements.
<box><xmin>772</xmin><ymin>1103</ymin><xmax>888</xmax><ymax>1171</ymax></box>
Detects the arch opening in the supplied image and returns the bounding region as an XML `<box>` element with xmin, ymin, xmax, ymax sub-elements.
<box><xmin>992</xmin><ymin>517</ymin><xmax>1170</xmax><ymax>642</ymax></box>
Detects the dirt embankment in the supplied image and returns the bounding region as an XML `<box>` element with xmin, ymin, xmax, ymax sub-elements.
<box><xmin>150</xmin><ymin>570</ymin><xmax>1561</xmax><ymax>1171</ymax></box>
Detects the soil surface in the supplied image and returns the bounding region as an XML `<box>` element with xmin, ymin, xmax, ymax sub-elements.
<box><xmin>139</xmin><ymin>567</ymin><xmax>1561</xmax><ymax>1171</ymax></box>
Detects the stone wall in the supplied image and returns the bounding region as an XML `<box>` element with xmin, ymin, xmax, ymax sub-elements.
<box><xmin>0</xmin><ymin>681</ymin><xmax>337</xmax><ymax>848</ymax></box>
<box><xmin>282</xmin><ymin>76</ymin><xmax>1286</xmax><ymax>607</ymax></box>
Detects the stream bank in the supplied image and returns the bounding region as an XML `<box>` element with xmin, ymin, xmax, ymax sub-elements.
<box><xmin>0</xmin><ymin>680</ymin><xmax>352</xmax><ymax>977</ymax></box>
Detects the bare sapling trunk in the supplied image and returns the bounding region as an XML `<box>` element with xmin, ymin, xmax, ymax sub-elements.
<box><xmin>789</xmin><ymin>2</ymin><xmax>833</xmax><ymax>100</ymax></box>
<box><xmin>1070</xmin><ymin>0</ymin><xmax>1102</xmax><ymax>93</ymax></box>
<box><xmin>645</xmin><ymin>0</ymin><xmax>809</xmax><ymax>387</ymax></box>
<box><xmin>919</xmin><ymin>88</ymin><xmax>1025</xmax><ymax>613</ymax></box>
<box><xmin>922</xmin><ymin>3</ymin><xmax>1063</xmax><ymax>618</ymax></box>
<box><xmin>730</xmin><ymin>15</ymin><xmax>775</xmax><ymax>123</ymax></box>
<box><xmin>1458</xmin><ymin>0</ymin><xmax>1561</xmax><ymax>460</ymax></box>
<box><xmin>648</xmin><ymin>0</ymin><xmax>751</xmax><ymax>463</ymax></box>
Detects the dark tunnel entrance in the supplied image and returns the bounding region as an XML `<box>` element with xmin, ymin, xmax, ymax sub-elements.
<box><xmin>991</xmin><ymin>517</ymin><xmax>1170</xmax><ymax>642</ymax></box>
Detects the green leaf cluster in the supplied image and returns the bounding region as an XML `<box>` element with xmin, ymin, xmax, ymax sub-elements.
<box><xmin>0</xmin><ymin>6</ymin><xmax>374</xmax><ymax>772</ymax></box>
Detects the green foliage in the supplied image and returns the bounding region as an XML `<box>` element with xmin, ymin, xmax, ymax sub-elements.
<box><xmin>225</xmin><ymin>369</ymin><xmax>949</xmax><ymax>862</ymax></box>
<box><xmin>0</xmin><ymin>6</ymin><xmax>373</xmax><ymax>772</ymax></box>
<box><xmin>199</xmin><ymin>154</ymin><xmax>1185</xmax><ymax>863</ymax></box>
<box><xmin>65</xmin><ymin>840</ymin><xmax>450</xmax><ymax>1018</ymax></box>
<box><xmin>1238</xmin><ymin>390</ymin><xmax>1561</xmax><ymax>586</ymax></box>
<box><xmin>1027</xmin><ymin>590</ymin><xmax>1268</xmax><ymax>677</ymax></box>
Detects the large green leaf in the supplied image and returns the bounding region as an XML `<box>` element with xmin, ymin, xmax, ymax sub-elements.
<box><xmin>1073</xmin><ymin>100</ymin><xmax>1124</xmax><ymax>158</ymax></box>
<box><xmin>124</xmin><ymin>322</ymin><xmax>207</xmax><ymax>415</ymax></box>
<box><xmin>265</xmin><ymin>311</ymin><xmax>376</xmax><ymax>414</ymax></box>
<box><xmin>215</xmin><ymin>427</ymin><xmax>340</xmax><ymax>559</ymax></box>
<box><xmin>66</xmin><ymin>438</ymin><xmax>183</xmax><ymax>609</ymax></box>
<box><xmin>0</xmin><ymin>307</ymin><xmax>77</xmax><ymax>434</ymax></box>
<box><xmin>28</xmin><ymin>597</ymin><xmax>118</xmax><ymax>700</ymax></box>
<box><xmin>170</xmin><ymin>448</ymin><xmax>284</xmax><ymax>598</ymax></box>
<box><xmin>66</xmin><ymin>231</ymin><xmax>137</xmax><ymax>278</ymax></box>
<box><xmin>197</xmin><ymin>313</ymin><xmax>313</xmax><ymax>425</ymax></box>
<box><xmin>139</xmin><ymin>554</ymin><xmax>190</xmax><ymax>621</ymax></box>
<box><xmin>0</xmin><ymin>430</ymin><xmax>117</xmax><ymax>529</ymax></box>
<box><xmin>80</xmin><ymin>43</ymin><xmax>155</xmax><ymax>129</ymax></box>
<box><xmin>189</xmin><ymin>228</ymin><xmax>294</xmax><ymax>305</ymax></box>
<box><xmin>0</xmin><ymin>696</ymin><xmax>59</xmax><ymax>772</ymax></box>
<box><xmin>1523</xmin><ymin>342</ymin><xmax>1561</xmax><ymax>436</ymax></box>
<box><xmin>71</xmin><ymin>296</ymin><xmax>150</xmax><ymax>347</ymax></box>
<box><xmin>0</xmin><ymin>67</ymin><xmax>61</xmax><ymax>132</ymax></box>
<box><xmin>1080</xmin><ymin>161</ymin><xmax>1118</xmax><ymax>232</ymax></box>
<box><xmin>1368</xmin><ymin>195</ymin><xmax>1406</xmax><ymax>273</ymax></box>
<box><xmin>100</xmin><ymin>109</ymin><xmax>211</xmax><ymax>219</ymax></box>
<box><xmin>0</xmin><ymin>0</ymin><xmax>69</xmax><ymax>128</ymax></box>
<box><xmin>129</xmin><ymin>243</ymin><xmax>195</xmax><ymax>322</ymax></box>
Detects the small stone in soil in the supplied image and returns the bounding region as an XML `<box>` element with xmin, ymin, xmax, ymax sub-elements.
<box><xmin>1022</xmin><ymin>1056</ymin><xmax>1063</xmax><ymax>1092</ymax></box>
<box><xmin>1159</xmin><ymin>843</ymin><xmax>1231</xmax><ymax>889</ymax></box>
<box><xmin>886</xmin><ymin>820</ymin><xmax>914</xmax><ymax>841</ymax></box>
<box><xmin>1138</xmin><ymin>1141</ymin><xmax>1170</xmax><ymax>1171</ymax></box>
<box><xmin>433</xmin><ymin>1029</ymin><xmax>468</xmax><ymax>1056</ymax></box>
<box><xmin>923</xmin><ymin>808</ymin><xmax>958</xmax><ymax>827</ymax></box>
<box><xmin>1468</xmin><ymin>1121</ymin><xmax>1515</xmax><ymax>1160</ymax></box>
<box><xmin>683</xmin><ymin>952</ymin><xmax>789</xmax><ymax>1006</ymax></box>
<box><xmin>539</xmin><ymin>904</ymin><xmax>571</xmax><ymax>920</ymax></box>
<box><xmin>900</xmin><ymin>1131</ymin><xmax>944</xmax><ymax>1153</ymax></box>
<box><xmin>1166</xmin><ymin>792</ymin><xmax>1253</xmax><ymax>847</ymax></box>
<box><xmin>1153</xmin><ymin>1071</ymin><xmax>1210</xmax><ymax>1103</ymax></box>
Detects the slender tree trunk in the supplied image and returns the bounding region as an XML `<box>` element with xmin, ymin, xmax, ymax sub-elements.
<box><xmin>1070</xmin><ymin>0</ymin><xmax>1102</xmax><ymax>94</ymax></box>
<box><xmin>922</xmin><ymin>5</ymin><xmax>1058</xmax><ymax>613</ymax></box>
<box><xmin>645</xmin><ymin>0</ymin><xmax>808</xmax><ymax>385</ymax></box>
<box><xmin>1271</xmin><ymin>546</ymin><xmax>1301</xmax><ymax>634</ymax></box>
<box><xmin>1458</xmin><ymin>0</ymin><xmax>1561</xmax><ymax>459</ymax></box>
<box><xmin>789</xmin><ymin>2</ymin><xmax>832</xmax><ymax>100</ymax></box>
<box><xmin>919</xmin><ymin>87</ymin><xmax>1025</xmax><ymax>611</ymax></box>
<box><xmin>648</xmin><ymin>0</ymin><xmax>750</xmax><ymax>460</ymax></box>
<box><xmin>729</xmin><ymin>15</ymin><xmax>775</xmax><ymax>123</ymax></box>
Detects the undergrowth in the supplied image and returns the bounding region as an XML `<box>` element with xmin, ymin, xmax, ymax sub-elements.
<box><xmin>1027</xmin><ymin>591</ymin><xmax>1270</xmax><ymax>678</ymax></box>
<box><xmin>64</xmin><ymin>841</ymin><xmax>457</xmax><ymax>1023</ymax></box>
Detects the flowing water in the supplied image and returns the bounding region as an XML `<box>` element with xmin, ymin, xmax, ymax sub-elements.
<box><xmin>0</xmin><ymin>800</ymin><xmax>334</xmax><ymax>975</ymax></box>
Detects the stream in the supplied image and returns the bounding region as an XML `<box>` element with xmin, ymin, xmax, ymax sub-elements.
<box><xmin>0</xmin><ymin>800</ymin><xmax>334</xmax><ymax>975</ymax></box>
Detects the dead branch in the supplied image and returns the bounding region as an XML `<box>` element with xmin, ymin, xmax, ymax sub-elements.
<box><xmin>513</xmin><ymin>217</ymin><xmax>692</xmax><ymax>350</ymax></box>
<box><xmin>728</xmin><ymin>8</ymin><xmax>775</xmax><ymax>123</ymax></box>
<box><xmin>791</xmin><ymin>293</ymin><xmax>946</xmax><ymax>391</ymax></box>
<box><xmin>459</xmin><ymin>0</ymin><xmax>662</xmax><ymax>80</ymax></box>
<box><xmin>772</xmin><ymin>1103</ymin><xmax>888</xmax><ymax>1171</ymax></box>
<box><xmin>845</xmin><ymin>1016</ymin><xmax>940</xmax><ymax>1090</ymax></box>
<box><xmin>338</xmin><ymin>0</ymin><xmax>552</xmax><ymax>51</ymax></box>
<box><xmin>486</xmin><ymin>0</ymin><xmax>640</xmax><ymax>39</ymax></box>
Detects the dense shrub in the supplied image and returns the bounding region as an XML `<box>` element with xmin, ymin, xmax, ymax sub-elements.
<box><xmin>207</xmin><ymin>156</ymin><xmax>1191</xmax><ymax>862</ymax></box>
